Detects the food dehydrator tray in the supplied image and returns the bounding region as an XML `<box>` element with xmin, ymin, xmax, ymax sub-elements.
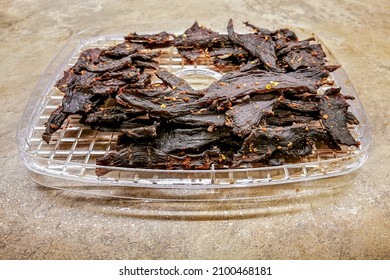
<box><xmin>16</xmin><ymin>24</ymin><xmax>371</xmax><ymax>200</ymax></box>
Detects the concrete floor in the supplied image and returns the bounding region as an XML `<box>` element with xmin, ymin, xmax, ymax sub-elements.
<box><xmin>1</xmin><ymin>0</ymin><xmax>389</xmax><ymax>259</ymax></box>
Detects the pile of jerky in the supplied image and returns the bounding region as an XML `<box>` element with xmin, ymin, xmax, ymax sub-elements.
<box><xmin>43</xmin><ymin>19</ymin><xmax>360</xmax><ymax>175</ymax></box>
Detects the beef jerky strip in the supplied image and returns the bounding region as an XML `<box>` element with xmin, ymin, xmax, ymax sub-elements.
<box><xmin>243</xmin><ymin>21</ymin><xmax>273</xmax><ymax>36</ymax></box>
<box><xmin>124</xmin><ymin>31</ymin><xmax>175</xmax><ymax>48</ymax></box>
<box><xmin>233</xmin><ymin>124</ymin><xmax>340</xmax><ymax>167</ymax></box>
<box><xmin>82</xmin><ymin>56</ymin><xmax>133</xmax><ymax>73</ymax></box>
<box><xmin>83</xmin><ymin>106</ymin><xmax>130</xmax><ymax>129</ymax></box>
<box><xmin>116</xmin><ymin>69</ymin><xmax>201</xmax><ymax>118</ymax></box>
<box><xmin>42</xmin><ymin>106</ymin><xmax>70</xmax><ymax>143</ymax></box>
<box><xmin>102</xmin><ymin>41</ymin><xmax>144</xmax><ymax>58</ymax></box>
<box><xmin>277</xmin><ymin>97</ymin><xmax>319</xmax><ymax>114</ymax></box>
<box><xmin>120</xmin><ymin>122</ymin><xmax>159</xmax><ymax>139</ymax></box>
<box><xmin>239</xmin><ymin>58</ymin><xmax>262</xmax><ymax>72</ymax></box>
<box><xmin>95</xmin><ymin>67</ymin><xmax>140</xmax><ymax>83</ymax></box>
<box><xmin>175</xmin><ymin>21</ymin><xmax>231</xmax><ymax>48</ymax></box>
<box><xmin>281</xmin><ymin>43</ymin><xmax>327</xmax><ymax>70</ymax></box>
<box><xmin>154</xmin><ymin>127</ymin><xmax>230</xmax><ymax>154</ymax></box>
<box><xmin>125</xmin><ymin>72</ymin><xmax>152</xmax><ymax>89</ymax></box>
<box><xmin>79</xmin><ymin>50</ymin><xmax>160</xmax><ymax>73</ymax></box>
<box><xmin>235</xmin><ymin>21</ymin><xmax>299</xmax><ymax>50</ymax></box>
<box><xmin>56</xmin><ymin>68</ymin><xmax>97</xmax><ymax>95</ymax></box>
<box><xmin>174</xmin><ymin>21</ymin><xmax>232</xmax><ymax>61</ymax></box>
<box><xmin>319</xmin><ymin>87</ymin><xmax>359</xmax><ymax>146</ymax></box>
<box><xmin>225</xmin><ymin>98</ymin><xmax>278</xmax><ymax>137</ymax></box>
<box><xmin>71</xmin><ymin>48</ymin><xmax>102</xmax><ymax>74</ymax></box>
<box><xmin>116</xmin><ymin>91</ymin><xmax>202</xmax><ymax>118</ymax></box>
<box><xmin>155</xmin><ymin>68</ymin><xmax>196</xmax><ymax>94</ymax></box>
<box><xmin>96</xmin><ymin>146</ymin><xmax>223</xmax><ymax>175</ymax></box>
<box><xmin>227</xmin><ymin>19</ymin><xmax>281</xmax><ymax>72</ymax></box>
<box><xmin>263</xmin><ymin>109</ymin><xmax>315</xmax><ymax>126</ymax></box>
<box><xmin>169</xmin><ymin>111</ymin><xmax>225</xmax><ymax>129</ymax></box>
<box><xmin>275</xmin><ymin>38</ymin><xmax>314</xmax><ymax>57</ymax></box>
<box><xmin>200</xmin><ymin>66</ymin><xmax>330</xmax><ymax>108</ymax></box>
<box><xmin>271</xmin><ymin>29</ymin><xmax>299</xmax><ymax>50</ymax></box>
<box><xmin>209</xmin><ymin>45</ymin><xmax>249</xmax><ymax>64</ymax></box>
<box><xmin>128</xmin><ymin>51</ymin><xmax>161</xmax><ymax>69</ymax></box>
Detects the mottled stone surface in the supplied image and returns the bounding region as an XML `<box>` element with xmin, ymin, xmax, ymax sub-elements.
<box><xmin>0</xmin><ymin>0</ymin><xmax>389</xmax><ymax>259</ymax></box>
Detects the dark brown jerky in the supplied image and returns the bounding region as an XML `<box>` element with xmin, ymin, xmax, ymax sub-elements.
<box><xmin>83</xmin><ymin>107</ymin><xmax>129</xmax><ymax>129</ymax></box>
<box><xmin>96</xmin><ymin>146</ymin><xmax>223</xmax><ymax>175</ymax></box>
<box><xmin>83</xmin><ymin>56</ymin><xmax>132</xmax><ymax>73</ymax></box>
<box><xmin>227</xmin><ymin>19</ymin><xmax>280</xmax><ymax>72</ymax></box>
<box><xmin>178</xmin><ymin>49</ymin><xmax>204</xmax><ymax>62</ymax></box>
<box><xmin>271</xmin><ymin>29</ymin><xmax>299</xmax><ymax>50</ymax></box>
<box><xmin>120</xmin><ymin>122</ymin><xmax>159</xmax><ymax>139</ymax></box>
<box><xmin>116</xmin><ymin>68</ymin><xmax>201</xmax><ymax>118</ymax></box>
<box><xmin>102</xmin><ymin>42</ymin><xmax>144</xmax><ymax>58</ymax></box>
<box><xmin>278</xmin><ymin>97</ymin><xmax>319</xmax><ymax>114</ymax></box>
<box><xmin>209</xmin><ymin>45</ymin><xmax>249</xmax><ymax>65</ymax></box>
<box><xmin>116</xmin><ymin>91</ymin><xmax>200</xmax><ymax>118</ymax></box>
<box><xmin>125</xmin><ymin>72</ymin><xmax>152</xmax><ymax>89</ymax></box>
<box><xmin>235</xmin><ymin>124</ymin><xmax>340</xmax><ymax>166</ymax></box>
<box><xmin>129</xmin><ymin>51</ymin><xmax>161</xmax><ymax>69</ymax></box>
<box><xmin>239</xmin><ymin>58</ymin><xmax>261</xmax><ymax>72</ymax></box>
<box><xmin>125</xmin><ymin>31</ymin><xmax>175</xmax><ymax>48</ymax></box>
<box><xmin>96</xmin><ymin>67</ymin><xmax>140</xmax><ymax>83</ymax></box>
<box><xmin>243</xmin><ymin>21</ymin><xmax>273</xmax><ymax>36</ymax></box>
<box><xmin>42</xmin><ymin>106</ymin><xmax>69</xmax><ymax>143</ymax></box>
<box><xmin>154</xmin><ymin>127</ymin><xmax>229</xmax><ymax>154</ymax></box>
<box><xmin>175</xmin><ymin>21</ymin><xmax>231</xmax><ymax>48</ymax></box>
<box><xmin>155</xmin><ymin>68</ymin><xmax>196</xmax><ymax>94</ymax></box>
<box><xmin>174</xmin><ymin>22</ymin><xmax>233</xmax><ymax>62</ymax></box>
<box><xmin>281</xmin><ymin>43</ymin><xmax>327</xmax><ymax>70</ymax></box>
<box><xmin>226</xmin><ymin>98</ymin><xmax>278</xmax><ymax>137</ymax></box>
<box><xmin>263</xmin><ymin>109</ymin><xmax>315</xmax><ymax>126</ymax></box>
<box><xmin>319</xmin><ymin>87</ymin><xmax>359</xmax><ymax>146</ymax></box>
<box><xmin>170</xmin><ymin>111</ymin><xmax>226</xmax><ymax>129</ymax></box>
<box><xmin>72</xmin><ymin>48</ymin><xmax>102</xmax><ymax>73</ymax></box>
<box><xmin>275</xmin><ymin>38</ymin><xmax>314</xmax><ymax>56</ymax></box>
<box><xmin>61</xmin><ymin>90</ymin><xmax>106</xmax><ymax>114</ymax></box>
<box><xmin>200</xmin><ymin>67</ymin><xmax>330</xmax><ymax>108</ymax></box>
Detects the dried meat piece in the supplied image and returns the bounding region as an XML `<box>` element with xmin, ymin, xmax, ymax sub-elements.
<box><xmin>271</xmin><ymin>29</ymin><xmax>299</xmax><ymax>50</ymax></box>
<box><xmin>83</xmin><ymin>56</ymin><xmax>132</xmax><ymax>73</ymax></box>
<box><xmin>96</xmin><ymin>146</ymin><xmax>223</xmax><ymax>175</ymax></box>
<box><xmin>263</xmin><ymin>109</ymin><xmax>315</xmax><ymax>126</ymax></box>
<box><xmin>154</xmin><ymin>127</ymin><xmax>229</xmax><ymax>154</ymax></box>
<box><xmin>175</xmin><ymin>21</ymin><xmax>232</xmax><ymax>62</ymax></box>
<box><xmin>155</xmin><ymin>68</ymin><xmax>196</xmax><ymax>94</ymax></box>
<box><xmin>170</xmin><ymin>111</ymin><xmax>225</xmax><ymax>128</ymax></box>
<box><xmin>175</xmin><ymin>21</ymin><xmax>231</xmax><ymax>48</ymax></box>
<box><xmin>83</xmin><ymin>106</ymin><xmax>129</xmax><ymax>129</ymax></box>
<box><xmin>319</xmin><ymin>87</ymin><xmax>359</xmax><ymax>146</ymax></box>
<box><xmin>125</xmin><ymin>31</ymin><xmax>175</xmax><ymax>48</ymax></box>
<box><xmin>201</xmin><ymin>66</ymin><xmax>330</xmax><ymax>108</ymax></box>
<box><xmin>226</xmin><ymin>98</ymin><xmax>278</xmax><ymax>137</ymax></box>
<box><xmin>120</xmin><ymin>122</ymin><xmax>159</xmax><ymax>139</ymax></box>
<box><xmin>102</xmin><ymin>42</ymin><xmax>144</xmax><ymax>58</ymax></box>
<box><xmin>116</xmin><ymin>68</ymin><xmax>202</xmax><ymax>118</ymax></box>
<box><xmin>278</xmin><ymin>97</ymin><xmax>319</xmax><ymax>114</ymax></box>
<box><xmin>281</xmin><ymin>43</ymin><xmax>327</xmax><ymax>70</ymax></box>
<box><xmin>227</xmin><ymin>19</ymin><xmax>280</xmax><ymax>72</ymax></box>
<box><xmin>96</xmin><ymin>67</ymin><xmax>140</xmax><ymax>83</ymax></box>
<box><xmin>234</xmin><ymin>124</ymin><xmax>340</xmax><ymax>166</ymax></box>
<box><xmin>42</xmin><ymin>106</ymin><xmax>69</xmax><ymax>143</ymax></box>
<box><xmin>243</xmin><ymin>21</ymin><xmax>273</xmax><ymax>36</ymax></box>
<box><xmin>72</xmin><ymin>48</ymin><xmax>102</xmax><ymax>73</ymax></box>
